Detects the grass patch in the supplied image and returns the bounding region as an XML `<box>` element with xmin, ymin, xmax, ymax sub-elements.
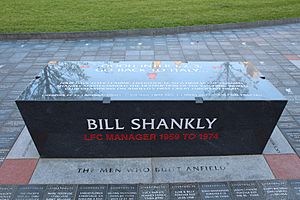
<box><xmin>1</xmin><ymin>0</ymin><xmax>300</xmax><ymax>33</ymax></box>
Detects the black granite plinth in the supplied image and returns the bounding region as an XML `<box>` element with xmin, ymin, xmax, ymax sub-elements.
<box><xmin>16</xmin><ymin>61</ymin><xmax>287</xmax><ymax>158</ymax></box>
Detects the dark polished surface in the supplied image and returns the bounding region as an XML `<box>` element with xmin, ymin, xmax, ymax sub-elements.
<box><xmin>16</xmin><ymin>61</ymin><xmax>287</xmax><ymax>158</ymax></box>
<box><xmin>1</xmin><ymin>180</ymin><xmax>300</xmax><ymax>200</ymax></box>
<box><xmin>17</xmin><ymin>61</ymin><xmax>285</xmax><ymax>101</ymax></box>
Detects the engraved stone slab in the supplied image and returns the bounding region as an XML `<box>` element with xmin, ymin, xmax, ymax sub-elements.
<box><xmin>7</xmin><ymin>127</ymin><xmax>39</xmax><ymax>159</ymax></box>
<box><xmin>0</xmin><ymin>132</ymin><xmax>17</xmax><ymax>149</ymax></box>
<box><xmin>170</xmin><ymin>183</ymin><xmax>199</xmax><ymax>200</ymax></box>
<box><xmin>288</xmin><ymin>180</ymin><xmax>300</xmax><ymax>199</ymax></box>
<box><xmin>199</xmin><ymin>182</ymin><xmax>232</xmax><ymax>199</ymax></box>
<box><xmin>284</xmin><ymin>130</ymin><xmax>300</xmax><ymax>156</ymax></box>
<box><xmin>290</xmin><ymin>60</ymin><xmax>300</xmax><ymax>70</ymax></box>
<box><xmin>75</xmin><ymin>185</ymin><xmax>107</xmax><ymax>200</ymax></box>
<box><xmin>107</xmin><ymin>184</ymin><xmax>138</xmax><ymax>200</ymax></box>
<box><xmin>230</xmin><ymin>181</ymin><xmax>263</xmax><ymax>199</ymax></box>
<box><xmin>139</xmin><ymin>184</ymin><xmax>169</xmax><ymax>200</ymax></box>
<box><xmin>30</xmin><ymin>158</ymin><xmax>152</xmax><ymax>184</ymax></box>
<box><xmin>263</xmin><ymin>126</ymin><xmax>295</xmax><ymax>154</ymax></box>
<box><xmin>259</xmin><ymin>180</ymin><xmax>288</xmax><ymax>199</ymax></box>
<box><xmin>152</xmin><ymin>155</ymin><xmax>274</xmax><ymax>183</ymax></box>
<box><xmin>30</xmin><ymin>156</ymin><xmax>274</xmax><ymax>184</ymax></box>
<box><xmin>0</xmin><ymin>185</ymin><xmax>16</xmax><ymax>200</ymax></box>
<box><xmin>0</xmin><ymin>149</ymin><xmax>9</xmax><ymax>164</ymax></box>
<box><xmin>14</xmin><ymin>185</ymin><xmax>45</xmax><ymax>200</ymax></box>
<box><xmin>0</xmin><ymin>126</ymin><xmax>24</xmax><ymax>135</ymax></box>
<box><xmin>43</xmin><ymin>185</ymin><xmax>76</xmax><ymax>200</ymax></box>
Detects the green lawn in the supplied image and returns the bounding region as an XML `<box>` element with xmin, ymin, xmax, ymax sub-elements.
<box><xmin>1</xmin><ymin>0</ymin><xmax>300</xmax><ymax>33</ymax></box>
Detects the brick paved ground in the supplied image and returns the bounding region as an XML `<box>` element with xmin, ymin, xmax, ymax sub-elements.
<box><xmin>0</xmin><ymin>23</ymin><xmax>300</xmax><ymax>199</ymax></box>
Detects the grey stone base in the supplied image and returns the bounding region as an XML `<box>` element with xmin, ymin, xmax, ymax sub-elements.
<box><xmin>263</xmin><ymin>126</ymin><xmax>295</xmax><ymax>154</ymax></box>
<box><xmin>6</xmin><ymin>127</ymin><xmax>39</xmax><ymax>159</ymax></box>
<box><xmin>29</xmin><ymin>155</ymin><xmax>274</xmax><ymax>184</ymax></box>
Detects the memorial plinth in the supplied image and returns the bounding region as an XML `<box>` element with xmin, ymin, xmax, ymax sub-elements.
<box><xmin>16</xmin><ymin>61</ymin><xmax>287</xmax><ymax>158</ymax></box>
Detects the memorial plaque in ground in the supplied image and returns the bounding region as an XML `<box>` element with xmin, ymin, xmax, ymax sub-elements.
<box><xmin>43</xmin><ymin>185</ymin><xmax>76</xmax><ymax>200</ymax></box>
<box><xmin>259</xmin><ymin>180</ymin><xmax>289</xmax><ymax>199</ymax></box>
<box><xmin>75</xmin><ymin>185</ymin><xmax>107</xmax><ymax>200</ymax></box>
<box><xmin>107</xmin><ymin>184</ymin><xmax>138</xmax><ymax>200</ymax></box>
<box><xmin>138</xmin><ymin>184</ymin><xmax>169</xmax><ymax>200</ymax></box>
<box><xmin>170</xmin><ymin>183</ymin><xmax>199</xmax><ymax>199</ymax></box>
<box><xmin>16</xmin><ymin>61</ymin><xmax>287</xmax><ymax>157</ymax></box>
<box><xmin>0</xmin><ymin>149</ymin><xmax>9</xmax><ymax>164</ymax></box>
<box><xmin>289</xmin><ymin>180</ymin><xmax>300</xmax><ymax>199</ymax></box>
<box><xmin>230</xmin><ymin>181</ymin><xmax>263</xmax><ymax>199</ymax></box>
<box><xmin>199</xmin><ymin>182</ymin><xmax>232</xmax><ymax>199</ymax></box>
<box><xmin>0</xmin><ymin>185</ymin><xmax>16</xmax><ymax>200</ymax></box>
<box><xmin>14</xmin><ymin>185</ymin><xmax>45</xmax><ymax>200</ymax></box>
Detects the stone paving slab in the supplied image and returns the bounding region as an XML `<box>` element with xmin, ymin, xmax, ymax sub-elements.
<box><xmin>263</xmin><ymin>126</ymin><xmax>295</xmax><ymax>154</ymax></box>
<box><xmin>0</xmin><ymin>149</ymin><xmax>9</xmax><ymax>164</ymax></box>
<box><xmin>199</xmin><ymin>182</ymin><xmax>232</xmax><ymax>199</ymax></box>
<box><xmin>29</xmin><ymin>155</ymin><xmax>274</xmax><ymax>184</ymax></box>
<box><xmin>76</xmin><ymin>185</ymin><xmax>108</xmax><ymax>200</ymax></box>
<box><xmin>14</xmin><ymin>185</ymin><xmax>46</xmax><ymax>200</ymax></box>
<box><xmin>44</xmin><ymin>185</ymin><xmax>77</xmax><ymax>200</ymax></box>
<box><xmin>229</xmin><ymin>181</ymin><xmax>263</xmax><ymax>199</ymax></box>
<box><xmin>289</xmin><ymin>60</ymin><xmax>300</xmax><ymax>70</ymax></box>
<box><xmin>139</xmin><ymin>184</ymin><xmax>169</xmax><ymax>200</ymax></box>
<box><xmin>259</xmin><ymin>180</ymin><xmax>290</xmax><ymax>200</ymax></box>
<box><xmin>0</xmin><ymin>185</ymin><xmax>16</xmax><ymax>200</ymax></box>
<box><xmin>152</xmin><ymin>155</ymin><xmax>274</xmax><ymax>183</ymax></box>
<box><xmin>289</xmin><ymin>180</ymin><xmax>300</xmax><ymax>199</ymax></box>
<box><xmin>6</xmin><ymin>127</ymin><xmax>39</xmax><ymax>159</ymax></box>
<box><xmin>30</xmin><ymin>158</ymin><xmax>153</xmax><ymax>184</ymax></box>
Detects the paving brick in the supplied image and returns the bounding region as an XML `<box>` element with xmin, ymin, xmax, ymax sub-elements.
<box><xmin>264</xmin><ymin>154</ymin><xmax>300</xmax><ymax>179</ymax></box>
<box><xmin>0</xmin><ymin>159</ymin><xmax>38</xmax><ymax>184</ymax></box>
